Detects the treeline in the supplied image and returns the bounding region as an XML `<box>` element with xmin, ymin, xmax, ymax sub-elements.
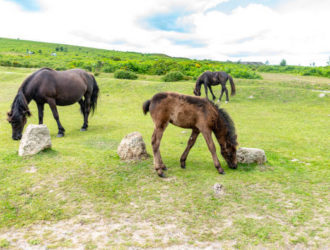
<box><xmin>0</xmin><ymin>38</ymin><xmax>329</xmax><ymax>79</ymax></box>
<box><xmin>257</xmin><ymin>65</ymin><xmax>330</xmax><ymax>78</ymax></box>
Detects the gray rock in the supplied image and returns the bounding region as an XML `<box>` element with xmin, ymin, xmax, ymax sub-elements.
<box><xmin>237</xmin><ymin>147</ymin><xmax>267</xmax><ymax>164</ymax></box>
<box><xmin>117</xmin><ymin>132</ymin><xmax>149</xmax><ymax>161</ymax></box>
<box><xmin>19</xmin><ymin>124</ymin><xmax>51</xmax><ymax>156</ymax></box>
<box><xmin>213</xmin><ymin>183</ymin><xmax>225</xmax><ymax>196</ymax></box>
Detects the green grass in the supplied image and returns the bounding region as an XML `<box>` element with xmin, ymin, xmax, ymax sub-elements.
<box><xmin>0</xmin><ymin>67</ymin><xmax>329</xmax><ymax>248</ymax></box>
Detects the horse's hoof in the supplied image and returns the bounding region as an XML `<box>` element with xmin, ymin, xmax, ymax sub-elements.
<box><xmin>162</xmin><ymin>166</ymin><xmax>168</xmax><ymax>171</ymax></box>
<box><xmin>80</xmin><ymin>128</ymin><xmax>87</xmax><ymax>131</ymax></box>
<box><xmin>158</xmin><ymin>172</ymin><xmax>166</xmax><ymax>178</ymax></box>
<box><xmin>219</xmin><ymin>171</ymin><xmax>225</xmax><ymax>175</ymax></box>
<box><xmin>180</xmin><ymin>162</ymin><xmax>186</xmax><ymax>169</ymax></box>
<box><xmin>57</xmin><ymin>133</ymin><xmax>64</xmax><ymax>138</ymax></box>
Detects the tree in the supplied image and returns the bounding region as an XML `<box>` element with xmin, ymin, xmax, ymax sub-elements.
<box><xmin>280</xmin><ymin>59</ymin><xmax>286</xmax><ymax>66</ymax></box>
<box><xmin>265</xmin><ymin>60</ymin><xmax>269</xmax><ymax>65</ymax></box>
<box><xmin>327</xmin><ymin>57</ymin><xmax>330</xmax><ymax>66</ymax></box>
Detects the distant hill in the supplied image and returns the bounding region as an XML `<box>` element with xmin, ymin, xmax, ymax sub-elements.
<box><xmin>0</xmin><ymin>37</ymin><xmax>329</xmax><ymax>79</ymax></box>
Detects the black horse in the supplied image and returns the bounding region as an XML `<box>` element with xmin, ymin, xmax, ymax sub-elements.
<box><xmin>7</xmin><ymin>68</ymin><xmax>99</xmax><ymax>140</ymax></box>
<box><xmin>193</xmin><ymin>71</ymin><xmax>236</xmax><ymax>102</ymax></box>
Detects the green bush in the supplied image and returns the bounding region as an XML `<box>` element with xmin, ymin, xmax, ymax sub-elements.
<box><xmin>114</xmin><ymin>70</ymin><xmax>138</xmax><ymax>80</ymax></box>
<box><xmin>162</xmin><ymin>71</ymin><xmax>185</xmax><ymax>82</ymax></box>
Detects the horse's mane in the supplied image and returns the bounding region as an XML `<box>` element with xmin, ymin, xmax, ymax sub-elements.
<box><xmin>209</xmin><ymin>101</ymin><xmax>237</xmax><ymax>146</ymax></box>
<box><xmin>8</xmin><ymin>91</ymin><xmax>30</xmax><ymax>121</ymax></box>
<box><xmin>7</xmin><ymin>68</ymin><xmax>51</xmax><ymax>121</ymax></box>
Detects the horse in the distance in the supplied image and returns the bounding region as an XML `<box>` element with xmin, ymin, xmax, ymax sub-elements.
<box><xmin>7</xmin><ymin>68</ymin><xmax>99</xmax><ymax>140</ymax></box>
<box><xmin>143</xmin><ymin>92</ymin><xmax>238</xmax><ymax>177</ymax></box>
<box><xmin>194</xmin><ymin>71</ymin><xmax>236</xmax><ymax>102</ymax></box>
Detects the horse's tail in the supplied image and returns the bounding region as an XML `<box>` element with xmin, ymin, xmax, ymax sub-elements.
<box><xmin>143</xmin><ymin>100</ymin><xmax>151</xmax><ymax>115</ymax></box>
<box><xmin>90</xmin><ymin>75</ymin><xmax>99</xmax><ymax>114</ymax></box>
<box><xmin>228</xmin><ymin>74</ymin><xmax>236</xmax><ymax>96</ymax></box>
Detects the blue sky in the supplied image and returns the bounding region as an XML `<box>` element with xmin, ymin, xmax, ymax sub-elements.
<box><xmin>1</xmin><ymin>0</ymin><xmax>329</xmax><ymax>65</ymax></box>
<box><xmin>7</xmin><ymin>0</ymin><xmax>40</xmax><ymax>11</ymax></box>
<box><xmin>210</xmin><ymin>0</ymin><xmax>280</xmax><ymax>14</ymax></box>
<box><xmin>145</xmin><ymin>11</ymin><xmax>193</xmax><ymax>33</ymax></box>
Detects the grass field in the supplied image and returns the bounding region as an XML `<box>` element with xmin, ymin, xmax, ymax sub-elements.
<box><xmin>0</xmin><ymin>66</ymin><xmax>329</xmax><ymax>249</ymax></box>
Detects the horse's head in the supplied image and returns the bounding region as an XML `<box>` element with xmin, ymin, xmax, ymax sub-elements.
<box><xmin>7</xmin><ymin>92</ymin><xmax>31</xmax><ymax>140</ymax></box>
<box><xmin>220</xmin><ymin>136</ymin><xmax>238</xmax><ymax>169</ymax></box>
<box><xmin>193</xmin><ymin>83</ymin><xmax>201</xmax><ymax>96</ymax></box>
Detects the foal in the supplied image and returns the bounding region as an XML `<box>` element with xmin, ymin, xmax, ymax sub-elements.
<box><xmin>143</xmin><ymin>92</ymin><xmax>238</xmax><ymax>177</ymax></box>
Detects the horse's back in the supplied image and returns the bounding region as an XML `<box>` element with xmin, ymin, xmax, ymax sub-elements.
<box><xmin>31</xmin><ymin>68</ymin><xmax>91</xmax><ymax>105</ymax></box>
<box><xmin>149</xmin><ymin>92</ymin><xmax>215</xmax><ymax>129</ymax></box>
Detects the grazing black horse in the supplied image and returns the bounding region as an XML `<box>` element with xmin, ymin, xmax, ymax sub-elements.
<box><xmin>193</xmin><ymin>71</ymin><xmax>236</xmax><ymax>102</ymax></box>
<box><xmin>7</xmin><ymin>68</ymin><xmax>99</xmax><ymax>140</ymax></box>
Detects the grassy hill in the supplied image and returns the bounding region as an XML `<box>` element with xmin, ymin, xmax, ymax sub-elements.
<box><xmin>1</xmin><ymin>37</ymin><xmax>329</xmax><ymax>79</ymax></box>
<box><xmin>0</xmin><ymin>66</ymin><xmax>329</xmax><ymax>248</ymax></box>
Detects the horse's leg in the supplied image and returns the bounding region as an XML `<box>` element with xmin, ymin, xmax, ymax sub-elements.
<box><xmin>79</xmin><ymin>99</ymin><xmax>85</xmax><ymax>116</ymax></box>
<box><xmin>46</xmin><ymin>98</ymin><xmax>65</xmax><ymax>137</ymax></box>
<box><xmin>37</xmin><ymin>103</ymin><xmax>44</xmax><ymax>124</ymax></box>
<box><xmin>218</xmin><ymin>85</ymin><xmax>225</xmax><ymax>102</ymax></box>
<box><xmin>201</xmin><ymin>129</ymin><xmax>224</xmax><ymax>174</ymax></box>
<box><xmin>151</xmin><ymin>123</ymin><xmax>168</xmax><ymax>177</ymax></box>
<box><xmin>224</xmin><ymin>87</ymin><xmax>229</xmax><ymax>103</ymax></box>
<box><xmin>203</xmin><ymin>83</ymin><xmax>209</xmax><ymax>100</ymax></box>
<box><xmin>180</xmin><ymin>129</ymin><xmax>200</xmax><ymax>169</ymax></box>
<box><xmin>208</xmin><ymin>86</ymin><xmax>216</xmax><ymax>101</ymax></box>
<box><xmin>81</xmin><ymin>93</ymin><xmax>91</xmax><ymax>131</ymax></box>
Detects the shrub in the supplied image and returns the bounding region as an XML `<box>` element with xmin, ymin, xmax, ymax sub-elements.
<box><xmin>114</xmin><ymin>70</ymin><xmax>138</xmax><ymax>80</ymax></box>
<box><xmin>102</xmin><ymin>64</ymin><xmax>117</xmax><ymax>73</ymax></box>
<box><xmin>162</xmin><ymin>71</ymin><xmax>185</xmax><ymax>82</ymax></box>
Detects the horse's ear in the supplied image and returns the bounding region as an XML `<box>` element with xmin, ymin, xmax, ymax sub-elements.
<box><xmin>7</xmin><ymin>111</ymin><xmax>12</xmax><ymax>122</ymax></box>
<box><xmin>24</xmin><ymin>110</ymin><xmax>31</xmax><ymax>117</ymax></box>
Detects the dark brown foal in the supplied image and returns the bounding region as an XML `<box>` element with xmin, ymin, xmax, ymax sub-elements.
<box><xmin>143</xmin><ymin>92</ymin><xmax>238</xmax><ymax>177</ymax></box>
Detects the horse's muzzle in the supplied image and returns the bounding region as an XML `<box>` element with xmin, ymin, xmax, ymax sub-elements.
<box><xmin>12</xmin><ymin>134</ymin><xmax>22</xmax><ymax>140</ymax></box>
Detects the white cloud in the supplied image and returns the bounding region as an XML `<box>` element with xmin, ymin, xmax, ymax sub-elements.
<box><xmin>0</xmin><ymin>0</ymin><xmax>329</xmax><ymax>65</ymax></box>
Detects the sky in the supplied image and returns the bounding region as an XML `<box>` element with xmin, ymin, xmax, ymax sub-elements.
<box><xmin>0</xmin><ymin>0</ymin><xmax>329</xmax><ymax>66</ymax></box>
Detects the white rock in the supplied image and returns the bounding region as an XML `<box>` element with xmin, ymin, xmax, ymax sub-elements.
<box><xmin>237</xmin><ymin>147</ymin><xmax>267</xmax><ymax>164</ymax></box>
<box><xmin>117</xmin><ymin>132</ymin><xmax>149</xmax><ymax>161</ymax></box>
<box><xmin>19</xmin><ymin>124</ymin><xmax>51</xmax><ymax>156</ymax></box>
<box><xmin>319</xmin><ymin>93</ymin><xmax>325</xmax><ymax>98</ymax></box>
<box><xmin>248</xmin><ymin>95</ymin><xmax>254</xmax><ymax>99</ymax></box>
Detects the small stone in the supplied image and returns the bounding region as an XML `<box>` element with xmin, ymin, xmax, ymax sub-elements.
<box><xmin>19</xmin><ymin>124</ymin><xmax>51</xmax><ymax>156</ymax></box>
<box><xmin>319</xmin><ymin>93</ymin><xmax>325</xmax><ymax>98</ymax></box>
<box><xmin>117</xmin><ymin>132</ymin><xmax>149</xmax><ymax>161</ymax></box>
<box><xmin>237</xmin><ymin>147</ymin><xmax>267</xmax><ymax>164</ymax></box>
<box><xmin>25</xmin><ymin>165</ymin><xmax>37</xmax><ymax>173</ymax></box>
<box><xmin>248</xmin><ymin>95</ymin><xmax>254</xmax><ymax>99</ymax></box>
<box><xmin>213</xmin><ymin>183</ymin><xmax>225</xmax><ymax>196</ymax></box>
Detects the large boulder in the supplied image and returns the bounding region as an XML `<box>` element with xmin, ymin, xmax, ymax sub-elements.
<box><xmin>237</xmin><ymin>147</ymin><xmax>267</xmax><ymax>164</ymax></box>
<box><xmin>19</xmin><ymin>124</ymin><xmax>52</xmax><ymax>156</ymax></box>
<box><xmin>117</xmin><ymin>132</ymin><xmax>149</xmax><ymax>161</ymax></box>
